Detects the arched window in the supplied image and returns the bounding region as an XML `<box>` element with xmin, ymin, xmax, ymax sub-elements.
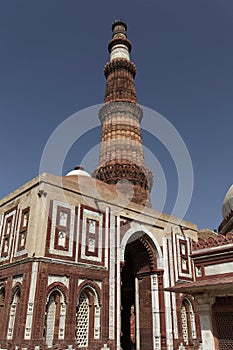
<box><xmin>76</xmin><ymin>291</ymin><xmax>90</xmax><ymax>347</ymax></box>
<box><xmin>45</xmin><ymin>290</ymin><xmax>66</xmax><ymax>348</ymax></box>
<box><xmin>76</xmin><ymin>286</ymin><xmax>101</xmax><ymax>348</ymax></box>
<box><xmin>7</xmin><ymin>287</ymin><xmax>20</xmax><ymax>340</ymax></box>
<box><xmin>181</xmin><ymin>298</ymin><xmax>197</xmax><ymax>346</ymax></box>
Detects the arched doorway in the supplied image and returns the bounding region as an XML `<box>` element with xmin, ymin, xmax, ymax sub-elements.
<box><xmin>121</xmin><ymin>233</ymin><xmax>160</xmax><ymax>350</ymax></box>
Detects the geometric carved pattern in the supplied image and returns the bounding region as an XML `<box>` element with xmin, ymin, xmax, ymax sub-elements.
<box><xmin>15</xmin><ymin>207</ymin><xmax>30</xmax><ymax>257</ymax></box>
<box><xmin>139</xmin><ymin>236</ymin><xmax>155</xmax><ymax>271</ymax></box>
<box><xmin>179</xmin><ymin>240</ymin><xmax>189</xmax><ymax>274</ymax></box>
<box><xmin>18</xmin><ymin>208</ymin><xmax>29</xmax><ymax>249</ymax></box>
<box><xmin>80</xmin><ymin>208</ymin><xmax>103</xmax><ymax>263</ymax></box>
<box><xmin>181</xmin><ymin>304</ymin><xmax>189</xmax><ymax>345</ymax></box>
<box><xmin>151</xmin><ymin>274</ymin><xmax>161</xmax><ymax>349</ymax></box>
<box><xmin>175</xmin><ymin>234</ymin><xmax>192</xmax><ymax>280</ymax></box>
<box><xmin>181</xmin><ymin>298</ymin><xmax>197</xmax><ymax>346</ymax></box>
<box><xmin>77</xmin><ymin>281</ymin><xmax>101</xmax><ymax>341</ymax></box>
<box><xmin>0</xmin><ymin>207</ymin><xmax>17</xmax><ymax>262</ymax></box>
<box><xmin>76</xmin><ymin>292</ymin><xmax>89</xmax><ymax>347</ymax></box>
<box><xmin>190</xmin><ymin>310</ymin><xmax>197</xmax><ymax>339</ymax></box>
<box><xmin>215</xmin><ymin>312</ymin><xmax>233</xmax><ymax>349</ymax></box>
<box><xmin>48</xmin><ymin>201</ymin><xmax>75</xmax><ymax>258</ymax></box>
<box><xmin>214</xmin><ymin>297</ymin><xmax>233</xmax><ymax>350</ymax></box>
<box><xmin>103</xmin><ymin>59</ymin><xmax>137</xmax><ymax>103</ymax></box>
<box><xmin>94</xmin><ymin>162</ymin><xmax>153</xmax><ymax>192</ymax></box>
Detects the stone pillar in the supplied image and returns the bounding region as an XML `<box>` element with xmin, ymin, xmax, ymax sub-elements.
<box><xmin>196</xmin><ymin>296</ymin><xmax>215</xmax><ymax>350</ymax></box>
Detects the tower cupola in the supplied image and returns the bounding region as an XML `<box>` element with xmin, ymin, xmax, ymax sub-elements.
<box><xmin>108</xmin><ymin>20</ymin><xmax>131</xmax><ymax>61</ymax></box>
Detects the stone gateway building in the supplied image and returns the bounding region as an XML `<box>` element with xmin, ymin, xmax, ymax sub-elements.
<box><xmin>0</xmin><ymin>20</ymin><xmax>232</xmax><ymax>350</ymax></box>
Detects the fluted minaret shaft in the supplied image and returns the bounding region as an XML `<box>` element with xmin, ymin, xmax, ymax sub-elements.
<box><xmin>93</xmin><ymin>20</ymin><xmax>153</xmax><ymax>206</ymax></box>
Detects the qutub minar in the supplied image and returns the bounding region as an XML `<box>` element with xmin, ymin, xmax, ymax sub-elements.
<box><xmin>93</xmin><ymin>20</ymin><xmax>153</xmax><ymax>207</ymax></box>
<box><xmin>0</xmin><ymin>20</ymin><xmax>233</xmax><ymax>350</ymax></box>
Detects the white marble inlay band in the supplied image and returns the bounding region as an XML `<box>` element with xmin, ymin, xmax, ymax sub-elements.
<box><xmin>0</xmin><ymin>208</ymin><xmax>17</xmax><ymax>262</ymax></box>
<box><xmin>50</xmin><ymin>201</ymin><xmax>75</xmax><ymax>257</ymax></box>
<box><xmin>205</xmin><ymin>261</ymin><xmax>233</xmax><ymax>276</ymax></box>
<box><xmin>109</xmin><ymin>213</ymin><xmax>115</xmax><ymax>340</ymax></box>
<box><xmin>151</xmin><ymin>274</ymin><xmax>161</xmax><ymax>350</ymax></box>
<box><xmin>163</xmin><ymin>237</ymin><xmax>173</xmax><ymax>350</ymax></box>
<box><xmin>81</xmin><ymin>209</ymin><xmax>103</xmax><ymax>263</ymax></box>
<box><xmin>24</xmin><ymin>262</ymin><xmax>39</xmax><ymax>339</ymax></box>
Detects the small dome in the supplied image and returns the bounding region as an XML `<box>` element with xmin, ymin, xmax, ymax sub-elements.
<box><xmin>222</xmin><ymin>184</ymin><xmax>233</xmax><ymax>218</ymax></box>
<box><xmin>65</xmin><ymin>166</ymin><xmax>91</xmax><ymax>177</ymax></box>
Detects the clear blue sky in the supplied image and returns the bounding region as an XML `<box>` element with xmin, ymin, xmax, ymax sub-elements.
<box><xmin>0</xmin><ymin>1</ymin><xmax>233</xmax><ymax>231</ymax></box>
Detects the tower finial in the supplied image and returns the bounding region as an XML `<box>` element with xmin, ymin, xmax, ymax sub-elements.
<box><xmin>108</xmin><ymin>19</ymin><xmax>131</xmax><ymax>61</ymax></box>
<box><xmin>112</xmin><ymin>19</ymin><xmax>127</xmax><ymax>34</ymax></box>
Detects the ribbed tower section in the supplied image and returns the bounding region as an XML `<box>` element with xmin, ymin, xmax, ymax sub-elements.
<box><xmin>93</xmin><ymin>20</ymin><xmax>153</xmax><ymax>206</ymax></box>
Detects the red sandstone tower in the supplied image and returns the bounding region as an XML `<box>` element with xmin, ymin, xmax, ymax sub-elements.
<box><xmin>94</xmin><ymin>20</ymin><xmax>153</xmax><ymax>206</ymax></box>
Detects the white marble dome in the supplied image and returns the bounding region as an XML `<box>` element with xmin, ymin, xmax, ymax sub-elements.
<box><xmin>65</xmin><ymin>166</ymin><xmax>91</xmax><ymax>177</ymax></box>
<box><xmin>222</xmin><ymin>184</ymin><xmax>233</xmax><ymax>218</ymax></box>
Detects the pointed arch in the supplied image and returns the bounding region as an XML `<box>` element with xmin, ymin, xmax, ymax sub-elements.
<box><xmin>138</xmin><ymin>235</ymin><xmax>156</xmax><ymax>271</ymax></box>
<box><xmin>7</xmin><ymin>285</ymin><xmax>21</xmax><ymax>340</ymax></box>
<box><xmin>77</xmin><ymin>280</ymin><xmax>101</xmax><ymax>306</ymax></box>
<box><xmin>120</xmin><ymin>223</ymin><xmax>164</xmax><ymax>269</ymax></box>
<box><xmin>120</xmin><ymin>224</ymin><xmax>166</xmax><ymax>349</ymax></box>
<box><xmin>76</xmin><ymin>291</ymin><xmax>90</xmax><ymax>347</ymax></box>
<box><xmin>76</xmin><ymin>281</ymin><xmax>101</xmax><ymax>347</ymax></box>
<box><xmin>179</xmin><ymin>295</ymin><xmax>199</xmax><ymax>346</ymax></box>
<box><xmin>44</xmin><ymin>286</ymin><xmax>67</xmax><ymax>347</ymax></box>
<box><xmin>10</xmin><ymin>283</ymin><xmax>21</xmax><ymax>303</ymax></box>
<box><xmin>47</xmin><ymin>282</ymin><xmax>68</xmax><ymax>304</ymax></box>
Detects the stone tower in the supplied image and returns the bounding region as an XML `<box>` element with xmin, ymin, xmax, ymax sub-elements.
<box><xmin>93</xmin><ymin>20</ymin><xmax>153</xmax><ymax>206</ymax></box>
